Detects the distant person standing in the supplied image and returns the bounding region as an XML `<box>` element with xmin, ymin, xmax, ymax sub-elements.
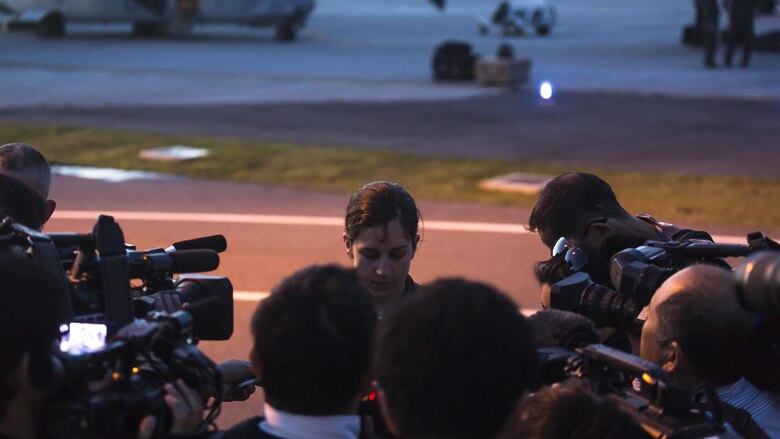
<box><xmin>724</xmin><ymin>0</ymin><xmax>757</xmax><ymax>67</ymax></box>
<box><xmin>698</xmin><ymin>0</ymin><xmax>720</xmax><ymax>67</ymax></box>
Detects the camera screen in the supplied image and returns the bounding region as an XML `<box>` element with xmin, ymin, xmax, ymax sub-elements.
<box><xmin>59</xmin><ymin>322</ymin><xmax>107</xmax><ymax>354</ymax></box>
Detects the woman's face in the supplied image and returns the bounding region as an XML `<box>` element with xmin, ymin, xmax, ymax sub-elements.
<box><xmin>344</xmin><ymin>219</ymin><xmax>418</xmax><ymax>306</ymax></box>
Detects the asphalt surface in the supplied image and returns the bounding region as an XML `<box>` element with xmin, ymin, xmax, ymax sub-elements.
<box><xmin>1</xmin><ymin>0</ymin><xmax>779</xmax><ymax>178</ymax></box>
<box><xmin>5</xmin><ymin>92</ymin><xmax>780</xmax><ymax>179</ymax></box>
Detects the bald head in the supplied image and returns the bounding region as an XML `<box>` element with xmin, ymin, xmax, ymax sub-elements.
<box><xmin>653</xmin><ymin>264</ymin><xmax>738</xmax><ymax>308</ymax></box>
<box><xmin>643</xmin><ymin>265</ymin><xmax>757</xmax><ymax>385</ymax></box>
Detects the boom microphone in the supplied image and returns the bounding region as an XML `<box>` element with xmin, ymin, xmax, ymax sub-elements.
<box><xmin>131</xmin><ymin>249</ymin><xmax>220</xmax><ymax>274</ymax></box>
<box><xmin>528</xmin><ymin>308</ymin><xmax>599</xmax><ymax>350</ymax></box>
<box><xmin>168</xmin><ymin>250</ymin><xmax>220</xmax><ymax>273</ymax></box>
<box><xmin>168</xmin><ymin>235</ymin><xmax>227</xmax><ymax>253</ymax></box>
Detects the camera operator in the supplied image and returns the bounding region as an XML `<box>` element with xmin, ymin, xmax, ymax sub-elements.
<box><xmin>373</xmin><ymin>278</ymin><xmax>538</xmax><ymax>439</ymax></box>
<box><xmin>640</xmin><ymin>264</ymin><xmax>780</xmax><ymax>438</ymax></box>
<box><xmin>216</xmin><ymin>264</ymin><xmax>377</xmax><ymax>439</ymax></box>
<box><xmin>528</xmin><ymin>172</ymin><xmax>714</xmax><ymax>287</ymax></box>
<box><xmin>0</xmin><ymin>143</ymin><xmax>57</xmax><ymax>231</ymax></box>
<box><xmin>0</xmin><ymin>256</ymin><xmax>67</xmax><ymax>439</ymax></box>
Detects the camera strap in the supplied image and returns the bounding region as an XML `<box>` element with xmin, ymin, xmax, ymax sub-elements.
<box><xmin>721</xmin><ymin>402</ymin><xmax>771</xmax><ymax>439</ymax></box>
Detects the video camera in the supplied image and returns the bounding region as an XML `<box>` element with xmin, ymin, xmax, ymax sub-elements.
<box><xmin>549</xmin><ymin>232</ymin><xmax>778</xmax><ymax>334</ymax></box>
<box><xmin>0</xmin><ymin>214</ymin><xmax>234</xmax><ymax>438</ymax></box>
<box><xmin>537</xmin><ymin>344</ymin><xmax>727</xmax><ymax>438</ymax></box>
<box><xmin>0</xmin><ymin>214</ymin><xmax>233</xmax><ymax>339</ymax></box>
<box><xmin>44</xmin><ymin>310</ymin><xmax>221</xmax><ymax>439</ymax></box>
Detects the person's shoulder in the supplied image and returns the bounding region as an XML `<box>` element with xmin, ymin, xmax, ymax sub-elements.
<box><xmin>404</xmin><ymin>275</ymin><xmax>421</xmax><ymax>296</ymax></box>
<box><xmin>213</xmin><ymin>417</ymin><xmax>281</xmax><ymax>439</ymax></box>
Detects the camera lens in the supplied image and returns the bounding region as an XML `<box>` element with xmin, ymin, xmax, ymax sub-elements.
<box><xmin>550</xmin><ymin>272</ymin><xmax>642</xmax><ymax>334</ymax></box>
<box><xmin>580</xmin><ymin>283</ymin><xmax>641</xmax><ymax>334</ymax></box>
<box><xmin>735</xmin><ymin>251</ymin><xmax>780</xmax><ymax>317</ymax></box>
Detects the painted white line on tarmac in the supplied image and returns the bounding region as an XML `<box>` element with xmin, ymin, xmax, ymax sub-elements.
<box><xmin>53</xmin><ymin>210</ymin><xmax>528</xmax><ymax>233</ymax></box>
<box><xmin>54</xmin><ymin>211</ymin><xmax>344</xmax><ymax>226</ymax></box>
<box><xmin>53</xmin><ymin>210</ymin><xmax>746</xmax><ymax>242</ymax></box>
<box><xmin>234</xmin><ymin>291</ymin><xmax>271</xmax><ymax>302</ymax></box>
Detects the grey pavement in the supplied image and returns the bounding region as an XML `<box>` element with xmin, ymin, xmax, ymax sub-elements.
<box><xmin>1</xmin><ymin>0</ymin><xmax>779</xmax><ymax>105</ymax></box>
<box><xmin>0</xmin><ymin>0</ymin><xmax>778</xmax><ymax>176</ymax></box>
<box><xmin>4</xmin><ymin>90</ymin><xmax>779</xmax><ymax>179</ymax></box>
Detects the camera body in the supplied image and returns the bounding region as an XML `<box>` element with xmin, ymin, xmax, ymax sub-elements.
<box><xmin>537</xmin><ymin>344</ymin><xmax>727</xmax><ymax>438</ymax></box>
<box><xmin>0</xmin><ymin>214</ymin><xmax>233</xmax><ymax>339</ymax></box>
<box><xmin>45</xmin><ymin>311</ymin><xmax>221</xmax><ymax>439</ymax></box>
<box><xmin>549</xmin><ymin>233</ymin><xmax>775</xmax><ymax>334</ymax></box>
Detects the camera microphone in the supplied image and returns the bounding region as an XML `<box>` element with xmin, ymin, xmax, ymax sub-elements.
<box><xmin>167</xmin><ymin>235</ymin><xmax>227</xmax><ymax>253</ymax></box>
<box><xmin>131</xmin><ymin>249</ymin><xmax>220</xmax><ymax>274</ymax></box>
<box><xmin>527</xmin><ymin>308</ymin><xmax>599</xmax><ymax>350</ymax></box>
<box><xmin>168</xmin><ymin>249</ymin><xmax>220</xmax><ymax>273</ymax></box>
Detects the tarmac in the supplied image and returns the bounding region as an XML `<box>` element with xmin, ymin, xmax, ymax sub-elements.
<box><xmin>0</xmin><ymin>0</ymin><xmax>778</xmax><ymax>179</ymax></box>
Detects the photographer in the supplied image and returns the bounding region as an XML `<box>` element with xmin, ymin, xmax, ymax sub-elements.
<box><xmin>373</xmin><ymin>278</ymin><xmax>538</xmax><ymax>439</ymax></box>
<box><xmin>217</xmin><ymin>264</ymin><xmax>377</xmax><ymax>439</ymax></box>
<box><xmin>0</xmin><ymin>143</ymin><xmax>57</xmax><ymax>231</ymax></box>
<box><xmin>528</xmin><ymin>172</ymin><xmax>713</xmax><ymax>287</ymax></box>
<box><xmin>640</xmin><ymin>264</ymin><xmax>780</xmax><ymax>438</ymax></box>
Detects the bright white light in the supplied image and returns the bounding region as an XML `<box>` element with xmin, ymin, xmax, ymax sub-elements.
<box><xmin>59</xmin><ymin>323</ymin><xmax>107</xmax><ymax>354</ymax></box>
<box><xmin>539</xmin><ymin>81</ymin><xmax>553</xmax><ymax>100</ymax></box>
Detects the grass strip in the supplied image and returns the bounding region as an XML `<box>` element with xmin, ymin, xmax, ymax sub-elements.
<box><xmin>3</xmin><ymin>121</ymin><xmax>779</xmax><ymax>231</ymax></box>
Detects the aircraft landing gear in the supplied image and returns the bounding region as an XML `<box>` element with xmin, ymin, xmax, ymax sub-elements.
<box><xmin>37</xmin><ymin>13</ymin><xmax>65</xmax><ymax>38</ymax></box>
<box><xmin>133</xmin><ymin>22</ymin><xmax>163</xmax><ymax>37</ymax></box>
<box><xmin>275</xmin><ymin>23</ymin><xmax>297</xmax><ymax>41</ymax></box>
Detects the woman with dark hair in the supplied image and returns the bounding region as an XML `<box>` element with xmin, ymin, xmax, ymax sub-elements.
<box><xmin>343</xmin><ymin>181</ymin><xmax>421</xmax><ymax>318</ymax></box>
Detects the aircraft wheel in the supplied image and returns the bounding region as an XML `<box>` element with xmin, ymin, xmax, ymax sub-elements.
<box><xmin>275</xmin><ymin>24</ymin><xmax>297</xmax><ymax>42</ymax></box>
<box><xmin>536</xmin><ymin>25</ymin><xmax>550</xmax><ymax>36</ymax></box>
<box><xmin>133</xmin><ymin>22</ymin><xmax>163</xmax><ymax>37</ymax></box>
<box><xmin>38</xmin><ymin>13</ymin><xmax>65</xmax><ymax>38</ymax></box>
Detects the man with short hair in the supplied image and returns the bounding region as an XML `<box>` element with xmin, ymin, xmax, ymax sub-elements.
<box><xmin>528</xmin><ymin>172</ymin><xmax>712</xmax><ymax>286</ymax></box>
<box><xmin>219</xmin><ymin>264</ymin><xmax>377</xmax><ymax>439</ymax></box>
<box><xmin>0</xmin><ymin>143</ymin><xmax>57</xmax><ymax>230</ymax></box>
<box><xmin>374</xmin><ymin>278</ymin><xmax>538</xmax><ymax>439</ymax></box>
<box><xmin>640</xmin><ymin>264</ymin><xmax>780</xmax><ymax>438</ymax></box>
